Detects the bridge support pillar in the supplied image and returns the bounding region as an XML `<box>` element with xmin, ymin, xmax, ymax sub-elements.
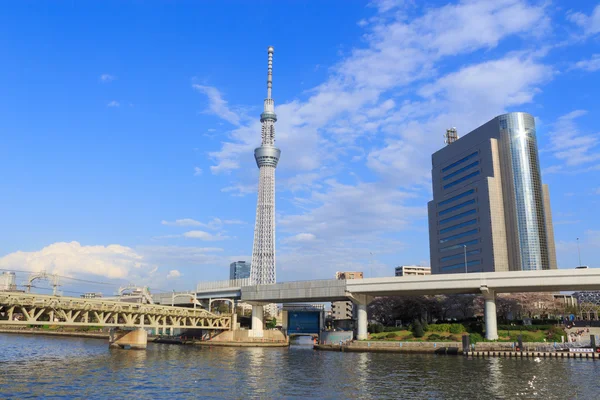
<box><xmin>481</xmin><ymin>287</ymin><xmax>498</xmax><ymax>340</ymax></box>
<box><xmin>251</xmin><ymin>304</ymin><xmax>264</xmax><ymax>336</ymax></box>
<box><xmin>109</xmin><ymin>328</ymin><xmax>147</xmax><ymax>350</ymax></box>
<box><xmin>352</xmin><ymin>294</ymin><xmax>372</xmax><ymax>341</ymax></box>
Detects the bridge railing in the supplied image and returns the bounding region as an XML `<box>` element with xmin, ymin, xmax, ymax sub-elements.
<box><xmin>196</xmin><ymin>278</ymin><xmax>252</xmax><ymax>292</ymax></box>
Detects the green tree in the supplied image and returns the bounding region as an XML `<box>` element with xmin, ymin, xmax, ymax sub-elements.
<box><xmin>266</xmin><ymin>318</ymin><xmax>277</xmax><ymax>329</ymax></box>
<box><xmin>411</xmin><ymin>319</ymin><xmax>424</xmax><ymax>338</ymax></box>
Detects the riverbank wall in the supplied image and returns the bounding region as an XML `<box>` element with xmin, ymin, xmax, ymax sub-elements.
<box><xmin>0</xmin><ymin>327</ymin><xmax>109</xmax><ymax>340</ymax></box>
<box><xmin>315</xmin><ymin>341</ymin><xmax>461</xmax><ymax>354</ymax></box>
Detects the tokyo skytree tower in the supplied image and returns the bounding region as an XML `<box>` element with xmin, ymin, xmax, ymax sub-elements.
<box><xmin>250</xmin><ymin>46</ymin><xmax>280</xmax><ymax>285</ymax></box>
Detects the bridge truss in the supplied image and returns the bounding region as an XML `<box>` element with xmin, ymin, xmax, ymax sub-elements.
<box><xmin>0</xmin><ymin>292</ymin><xmax>231</xmax><ymax>330</ymax></box>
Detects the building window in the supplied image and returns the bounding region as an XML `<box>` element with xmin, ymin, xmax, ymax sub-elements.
<box><xmin>439</xmin><ymin>219</ymin><xmax>477</xmax><ymax>234</ymax></box>
<box><xmin>443</xmin><ymin>171</ymin><xmax>481</xmax><ymax>189</ymax></box>
<box><xmin>441</xmin><ymin>260</ymin><xmax>481</xmax><ymax>271</ymax></box>
<box><xmin>442</xmin><ymin>161</ymin><xmax>480</xmax><ymax>181</ymax></box>
<box><xmin>441</xmin><ymin>151</ymin><xmax>478</xmax><ymax>172</ymax></box>
<box><xmin>439</xmin><ymin>209</ymin><xmax>477</xmax><ymax>225</ymax></box>
<box><xmin>439</xmin><ymin>199</ymin><xmax>476</xmax><ymax>216</ymax></box>
<box><xmin>440</xmin><ymin>249</ymin><xmax>481</xmax><ymax>262</ymax></box>
<box><xmin>440</xmin><ymin>239</ymin><xmax>479</xmax><ymax>252</ymax></box>
<box><xmin>438</xmin><ymin>189</ymin><xmax>475</xmax><ymax>207</ymax></box>
<box><xmin>439</xmin><ymin>229</ymin><xmax>478</xmax><ymax>244</ymax></box>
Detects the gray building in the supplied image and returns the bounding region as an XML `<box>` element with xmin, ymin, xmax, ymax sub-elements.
<box><xmin>230</xmin><ymin>261</ymin><xmax>251</xmax><ymax>280</ymax></box>
<box><xmin>428</xmin><ymin>112</ymin><xmax>557</xmax><ymax>274</ymax></box>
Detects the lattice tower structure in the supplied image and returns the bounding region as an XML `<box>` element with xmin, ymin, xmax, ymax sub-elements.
<box><xmin>250</xmin><ymin>46</ymin><xmax>280</xmax><ymax>285</ymax></box>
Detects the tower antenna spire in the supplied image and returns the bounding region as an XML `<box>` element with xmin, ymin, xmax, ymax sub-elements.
<box><xmin>267</xmin><ymin>46</ymin><xmax>274</xmax><ymax>99</ymax></box>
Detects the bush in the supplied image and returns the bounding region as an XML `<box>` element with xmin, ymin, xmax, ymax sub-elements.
<box><xmin>428</xmin><ymin>333</ymin><xmax>443</xmax><ymax>341</ymax></box>
<box><xmin>428</xmin><ymin>323</ymin><xmax>451</xmax><ymax>333</ymax></box>
<box><xmin>368</xmin><ymin>324</ymin><xmax>383</xmax><ymax>334</ymax></box>
<box><xmin>469</xmin><ymin>333</ymin><xmax>484</xmax><ymax>344</ymax></box>
<box><xmin>421</xmin><ymin>320</ymin><xmax>429</xmax><ymax>332</ymax></box>
<box><xmin>383</xmin><ymin>326</ymin><xmax>400</xmax><ymax>332</ymax></box>
<box><xmin>449</xmin><ymin>324</ymin><xmax>466</xmax><ymax>334</ymax></box>
<box><xmin>498</xmin><ymin>324</ymin><xmax>553</xmax><ymax>331</ymax></box>
<box><xmin>386</xmin><ymin>332</ymin><xmax>397</xmax><ymax>339</ymax></box>
<box><xmin>465</xmin><ymin>322</ymin><xmax>484</xmax><ymax>334</ymax></box>
<box><xmin>546</xmin><ymin>326</ymin><xmax>565</xmax><ymax>342</ymax></box>
<box><xmin>411</xmin><ymin>319</ymin><xmax>424</xmax><ymax>338</ymax></box>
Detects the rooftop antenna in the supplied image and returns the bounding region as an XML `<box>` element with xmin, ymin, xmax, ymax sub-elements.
<box><xmin>444</xmin><ymin>127</ymin><xmax>459</xmax><ymax>145</ymax></box>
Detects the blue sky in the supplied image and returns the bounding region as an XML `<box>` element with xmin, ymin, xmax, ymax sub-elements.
<box><xmin>1</xmin><ymin>0</ymin><xmax>599</xmax><ymax>295</ymax></box>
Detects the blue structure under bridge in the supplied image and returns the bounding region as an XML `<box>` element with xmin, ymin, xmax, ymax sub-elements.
<box><xmin>283</xmin><ymin>304</ymin><xmax>325</xmax><ymax>335</ymax></box>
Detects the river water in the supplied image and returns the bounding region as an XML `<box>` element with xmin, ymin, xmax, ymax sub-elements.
<box><xmin>1</xmin><ymin>334</ymin><xmax>599</xmax><ymax>399</ymax></box>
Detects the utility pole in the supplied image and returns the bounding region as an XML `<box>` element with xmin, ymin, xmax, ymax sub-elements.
<box><xmin>464</xmin><ymin>245</ymin><xmax>468</xmax><ymax>274</ymax></box>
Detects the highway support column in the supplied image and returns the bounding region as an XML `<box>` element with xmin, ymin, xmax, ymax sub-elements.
<box><xmin>352</xmin><ymin>294</ymin><xmax>372</xmax><ymax>341</ymax></box>
<box><xmin>481</xmin><ymin>287</ymin><xmax>498</xmax><ymax>340</ymax></box>
<box><xmin>251</xmin><ymin>304</ymin><xmax>264</xmax><ymax>337</ymax></box>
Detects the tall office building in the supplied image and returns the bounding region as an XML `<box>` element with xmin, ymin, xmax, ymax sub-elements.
<box><xmin>250</xmin><ymin>46</ymin><xmax>280</xmax><ymax>285</ymax></box>
<box><xmin>230</xmin><ymin>261</ymin><xmax>251</xmax><ymax>280</ymax></box>
<box><xmin>428</xmin><ymin>112</ymin><xmax>557</xmax><ymax>274</ymax></box>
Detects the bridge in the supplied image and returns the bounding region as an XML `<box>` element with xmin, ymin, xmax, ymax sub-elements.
<box><xmin>0</xmin><ymin>292</ymin><xmax>232</xmax><ymax>349</ymax></box>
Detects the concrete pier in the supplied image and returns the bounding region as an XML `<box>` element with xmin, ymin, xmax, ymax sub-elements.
<box><xmin>251</xmin><ymin>304</ymin><xmax>264</xmax><ymax>337</ymax></box>
<box><xmin>482</xmin><ymin>287</ymin><xmax>498</xmax><ymax>340</ymax></box>
<box><xmin>109</xmin><ymin>328</ymin><xmax>147</xmax><ymax>350</ymax></box>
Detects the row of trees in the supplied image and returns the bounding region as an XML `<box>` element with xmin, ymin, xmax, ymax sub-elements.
<box><xmin>368</xmin><ymin>293</ymin><xmax>577</xmax><ymax>325</ymax></box>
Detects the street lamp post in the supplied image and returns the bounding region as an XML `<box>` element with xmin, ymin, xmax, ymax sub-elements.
<box><xmin>577</xmin><ymin>237</ymin><xmax>582</xmax><ymax>267</ymax></box>
<box><xmin>464</xmin><ymin>245</ymin><xmax>468</xmax><ymax>274</ymax></box>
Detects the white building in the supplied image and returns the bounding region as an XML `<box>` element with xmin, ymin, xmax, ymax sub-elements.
<box><xmin>395</xmin><ymin>265</ymin><xmax>431</xmax><ymax>277</ymax></box>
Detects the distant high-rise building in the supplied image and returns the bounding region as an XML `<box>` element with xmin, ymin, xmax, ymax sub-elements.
<box><xmin>428</xmin><ymin>112</ymin><xmax>557</xmax><ymax>274</ymax></box>
<box><xmin>395</xmin><ymin>265</ymin><xmax>431</xmax><ymax>277</ymax></box>
<box><xmin>0</xmin><ymin>271</ymin><xmax>16</xmax><ymax>291</ymax></box>
<box><xmin>230</xmin><ymin>261</ymin><xmax>251</xmax><ymax>280</ymax></box>
<box><xmin>250</xmin><ymin>46</ymin><xmax>280</xmax><ymax>286</ymax></box>
<box><xmin>332</xmin><ymin>271</ymin><xmax>363</xmax><ymax>322</ymax></box>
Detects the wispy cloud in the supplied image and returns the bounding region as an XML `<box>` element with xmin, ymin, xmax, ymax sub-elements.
<box><xmin>183</xmin><ymin>230</ymin><xmax>230</xmax><ymax>241</ymax></box>
<box><xmin>166</xmin><ymin>269</ymin><xmax>181</xmax><ymax>279</ymax></box>
<box><xmin>567</xmin><ymin>4</ymin><xmax>600</xmax><ymax>37</ymax></box>
<box><xmin>161</xmin><ymin>218</ymin><xmax>203</xmax><ymax>227</ymax></box>
<box><xmin>572</xmin><ymin>54</ymin><xmax>600</xmax><ymax>72</ymax></box>
<box><xmin>194</xmin><ymin>167</ymin><xmax>203</xmax><ymax>176</ymax></box>
<box><xmin>100</xmin><ymin>74</ymin><xmax>116</xmax><ymax>83</ymax></box>
<box><xmin>546</xmin><ymin>110</ymin><xmax>600</xmax><ymax>170</ymax></box>
<box><xmin>107</xmin><ymin>100</ymin><xmax>120</xmax><ymax>107</ymax></box>
<box><xmin>192</xmin><ymin>84</ymin><xmax>241</xmax><ymax>126</ymax></box>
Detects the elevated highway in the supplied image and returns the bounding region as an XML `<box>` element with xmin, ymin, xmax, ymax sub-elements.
<box><xmin>241</xmin><ymin>269</ymin><xmax>600</xmax><ymax>340</ymax></box>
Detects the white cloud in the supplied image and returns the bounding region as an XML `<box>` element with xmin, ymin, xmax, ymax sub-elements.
<box><xmin>194</xmin><ymin>1</ymin><xmax>555</xmax><ymax>279</ymax></box>
<box><xmin>183</xmin><ymin>230</ymin><xmax>230</xmax><ymax>241</ymax></box>
<box><xmin>282</xmin><ymin>233</ymin><xmax>316</xmax><ymax>244</ymax></box>
<box><xmin>194</xmin><ymin>167</ymin><xmax>203</xmax><ymax>176</ymax></box>
<box><xmin>573</xmin><ymin>54</ymin><xmax>600</xmax><ymax>72</ymax></box>
<box><xmin>0</xmin><ymin>241</ymin><xmax>146</xmax><ymax>279</ymax></box>
<box><xmin>567</xmin><ymin>4</ymin><xmax>600</xmax><ymax>36</ymax></box>
<box><xmin>547</xmin><ymin>110</ymin><xmax>600</xmax><ymax>168</ymax></box>
<box><xmin>192</xmin><ymin>84</ymin><xmax>241</xmax><ymax>126</ymax></box>
<box><xmin>166</xmin><ymin>269</ymin><xmax>181</xmax><ymax>279</ymax></box>
<box><xmin>107</xmin><ymin>100</ymin><xmax>120</xmax><ymax>107</ymax></box>
<box><xmin>161</xmin><ymin>218</ymin><xmax>203</xmax><ymax>227</ymax></box>
<box><xmin>100</xmin><ymin>74</ymin><xmax>116</xmax><ymax>83</ymax></box>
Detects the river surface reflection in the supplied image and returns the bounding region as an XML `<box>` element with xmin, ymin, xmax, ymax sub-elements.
<box><xmin>1</xmin><ymin>334</ymin><xmax>598</xmax><ymax>399</ymax></box>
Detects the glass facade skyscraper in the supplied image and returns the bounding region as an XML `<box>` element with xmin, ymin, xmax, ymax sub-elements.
<box><xmin>428</xmin><ymin>112</ymin><xmax>557</xmax><ymax>274</ymax></box>
<box><xmin>229</xmin><ymin>261</ymin><xmax>251</xmax><ymax>280</ymax></box>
